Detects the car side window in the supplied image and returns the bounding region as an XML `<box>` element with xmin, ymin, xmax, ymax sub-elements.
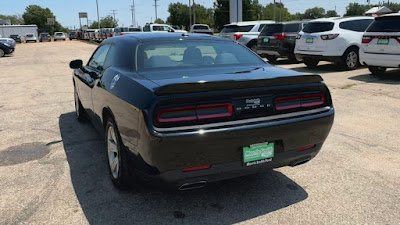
<box><xmin>164</xmin><ymin>26</ymin><xmax>171</xmax><ymax>31</ymax></box>
<box><xmin>88</xmin><ymin>45</ymin><xmax>111</xmax><ymax>71</ymax></box>
<box><xmin>258</xmin><ymin>24</ymin><xmax>267</xmax><ymax>32</ymax></box>
<box><xmin>153</xmin><ymin>26</ymin><xmax>163</xmax><ymax>31</ymax></box>
<box><xmin>339</xmin><ymin>19</ymin><xmax>373</xmax><ymax>32</ymax></box>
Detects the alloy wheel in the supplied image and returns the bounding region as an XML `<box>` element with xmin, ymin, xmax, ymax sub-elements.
<box><xmin>346</xmin><ymin>51</ymin><xmax>358</xmax><ymax>69</ymax></box>
<box><xmin>107</xmin><ymin>126</ymin><xmax>120</xmax><ymax>179</ymax></box>
<box><xmin>0</xmin><ymin>49</ymin><xmax>4</xmax><ymax>57</ymax></box>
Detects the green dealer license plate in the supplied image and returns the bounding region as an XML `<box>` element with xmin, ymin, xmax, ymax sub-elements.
<box><xmin>377</xmin><ymin>39</ymin><xmax>389</xmax><ymax>45</ymax></box>
<box><xmin>306</xmin><ymin>38</ymin><xmax>313</xmax><ymax>43</ymax></box>
<box><xmin>263</xmin><ymin>38</ymin><xmax>269</xmax><ymax>43</ymax></box>
<box><xmin>243</xmin><ymin>142</ymin><xmax>274</xmax><ymax>166</ymax></box>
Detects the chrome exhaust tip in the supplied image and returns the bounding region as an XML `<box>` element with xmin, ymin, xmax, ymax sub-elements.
<box><xmin>291</xmin><ymin>157</ymin><xmax>312</xmax><ymax>167</ymax></box>
<box><xmin>179</xmin><ymin>181</ymin><xmax>207</xmax><ymax>191</ymax></box>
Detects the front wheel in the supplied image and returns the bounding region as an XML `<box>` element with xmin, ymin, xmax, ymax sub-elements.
<box><xmin>74</xmin><ymin>88</ymin><xmax>86</xmax><ymax>122</ymax></box>
<box><xmin>105</xmin><ymin>117</ymin><xmax>136</xmax><ymax>189</ymax></box>
<box><xmin>342</xmin><ymin>48</ymin><xmax>359</xmax><ymax>70</ymax></box>
<box><xmin>369</xmin><ymin>66</ymin><xmax>387</xmax><ymax>76</ymax></box>
<box><xmin>0</xmin><ymin>49</ymin><xmax>5</xmax><ymax>57</ymax></box>
<box><xmin>266</xmin><ymin>56</ymin><xmax>278</xmax><ymax>63</ymax></box>
<box><xmin>303</xmin><ymin>58</ymin><xmax>319</xmax><ymax>69</ymax></box>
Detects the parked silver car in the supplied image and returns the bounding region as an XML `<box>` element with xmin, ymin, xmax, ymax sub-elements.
<box><xmin>219</xmin><ymin>20</ymin><xmax>275</xmax><ymax>52</ymax></box>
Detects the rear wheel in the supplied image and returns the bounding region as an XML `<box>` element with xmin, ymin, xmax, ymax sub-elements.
<box><xmin>342</xmin><ymin>47</ymin><xmax>359</xmax><ymax>70</ymax></box>
<box><xmin>266</xmin><ymin>56</ymin><xmax>278</xmax><ymax>63</ymax></box>
<box><xmin>369</xmin><ymin>66</ymin><xmax>387</xmax><ymax>76</ymax></box>
<box><xmin>105</xmin><ymin>117</ymin><xmax>136</xmax><ymax>189</ymax></box>
<box><xmin>0</xmin><ymin>49</ymin><xmax>5</xmax><ymax>57</ymax></box>
<box><xmin>303</xmin><ymin>58</ymin><xmax>319</xmax><ymax>69</ymax></box>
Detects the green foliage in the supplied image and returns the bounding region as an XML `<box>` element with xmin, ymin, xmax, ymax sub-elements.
<box><xmin>154</xmin><ymin>18</ymin><xmax>165</xmax><ymax>24</ymax></box>
<box><xmin>193</xmin><ymin>4</ymin><xmax>214</xmax><ymax>27</ymax></box>
<box><xmin>0</xmin><ymin>14</ymin><xmax>24</xmax><ymax>25</ymax></box>
<box><xmin>167</xmin><ymin>3</ymin><xmax>191</xmax><ymax>30</ymax></box>
<box><xmin>261</xmin><ymin>3</ymin><xmax>292</xmax><ymax>21</ymax></box>
<box><xmin>89</xmin><ymin>15</ymin><xmax>118</xmax><ymax>29</ymax></box>
<box><xmin>214</xmin><ymin>0</ymin><xmax>229</xmax><ymax>31</ymax></box>
<box><xmin>326</xmin><ymin>10</ymin><xmax>339</xmax><ymax>17</ymax></box>
<box><xmin>344</xmin><ymin>3</ymin><xmax>371</xmax><ymax>16</ymax></box>
<box><xmin>22</xmin><ymin>5</ymin><xmax>66</xmax><ymax>34</ymax></box>
<box><xmin>303</xmin><ymin>7</ymin><xmax>326</xmax><ymax>19</ymax></box>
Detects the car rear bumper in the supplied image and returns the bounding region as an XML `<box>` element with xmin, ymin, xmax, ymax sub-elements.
<box><xmin>295</xmin><ymin>54</ymin><xmax>342</xmax><ymax>63</ymax></box>
<box><xmin>360</xmin><ymin>51</ymin><xmax>400</xmax><ymax>68</ymax></box>
<box><xmin>128</xmin><ymin>107</ymin><xmax>334</xmax><ymax>189</ymax></box>
<box><xmin>257</xmin><ymin>46</ymin><xmax>294</xmax><ymax>57</ymax></box>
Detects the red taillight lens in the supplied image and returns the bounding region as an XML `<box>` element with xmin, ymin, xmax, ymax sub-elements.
<box><xmin>395</xmin><ymin>37</ymin><xmax>400</xmax><ymax>44</ymax></box>
<box><xmin>273</xmin><ymin>33</ymin><xmax>286</xmax><ymax>40</ymax></box>
<box><xmin>157</xmin><ymin>103</ymin><xmax>233</xmax><ymax>123</ymax></box>
<box><xmin>182</xmin><ymin>165</ymin><xmax>211</xmax><ymax>172</ymax></box>
<box><xmin>321</xmin><ymin>34</ymin><xmax>339</xmax><ymax>40</ymax></box>
<box><xmin>298</xmin><ymin>144</ymin><xmax>316</xmax><ymax>151</ymax></box>
<box><xmin>275</xmin><ymin>94</ymin><xmax>325</xmax><ymax>111</ymax></box>
<box><xmin>234</xmin><ymin>34</ymin><xmax>243</xmax><ymax>40</ymax></box>
<box><xmin>362</xmin><ymin>36</ymin><xmax>373</xmax><ymax>44</ymax></box>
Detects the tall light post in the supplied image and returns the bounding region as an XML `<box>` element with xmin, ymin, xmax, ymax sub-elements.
<box><xmin>96</xmin><ymin>0</ymin><xmax>100</xmax><ymax>29</ymax></box>
<box><xmin>189</xmin><ymin>0</ymin><xmax>192</xmax><ymax>28</ymax></box>
<box><xmin>273</xmin><ymin>0</ymin><xmax>276</xmax><ymax>22</ymax></box>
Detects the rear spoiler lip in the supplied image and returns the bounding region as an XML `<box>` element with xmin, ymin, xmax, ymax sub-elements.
<box><xmin>154</xmin><ymin>75</ymin><xmax>324</xmax><ymax>95</ymax></box>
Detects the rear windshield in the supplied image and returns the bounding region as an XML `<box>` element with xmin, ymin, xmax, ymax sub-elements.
<box><xmin>221</xmin><ymin>25</ymin><xmax>254</xmax><ymax>33</ymax></box>
<box><xmin>10</xmin><ymin>35</ymin><xmax>18</xmax><ymax>37</ymax></box>
<box><xmin>138</xmin><ymin>40</ymin><xmax>264</xmax><ymax>71</ymax></box>
<box><xmin>261</xmin><ymin>23</ymin><xmax>301</xmax><ymax>35</ymax></box>
<box><xmin>367</xmin><ymin>17</ymin><xmax>400</xmax><ymax>32</ymax></box>
<box><xmin>303</xmin><ymin>22</ymin><xmax>334</xmax><ymax>33</ymax></box>
<box><xmin>193</xmin><ymin>25</ymin><xmax>209</xmax><ymax>30</ymax></box>
<box><xmin>40</xmin><ymin>33</ymin><xmax>49</xmax><ymax>36</ymax></box>
<box><xmin>128</xmin><ymin>28</ymin><xmax>141</xmax><ymax>32</ymax></box>
<box><xmin>26</xmin><ymin>34</ymin><xmax>34</xmax><ymax>37</ymax></box>
<box><xmin>55</xmin><ymin>33</ymin><xmax>63</xmax><ymax>36</ymax></box>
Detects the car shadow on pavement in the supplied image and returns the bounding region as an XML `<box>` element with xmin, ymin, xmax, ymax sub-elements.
<box><xmin>348</xmin><ymin>70</ymin><xmax>400</xmax><ymax>84</ymax></box>
<box><xmin>289</xmin><ymin>63</ymin><xmax>366</xmax><ymax>74</ymax></box>
<box><xmin>59</xmin><ymin>112</ymin><xmax>308</xmax><ymax>224</ymax></box>
<box><xmin>267</xmin><ymin>59</ymin><xmax>301</xmax><ymax>65</ymax></box>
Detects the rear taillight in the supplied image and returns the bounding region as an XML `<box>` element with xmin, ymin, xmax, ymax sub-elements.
<box><xmin>362</xmin><ymin>36</ymin><xmax>373</xmax><ymax>44</ymax></box>
<box><xmin>298</xmin><ymin>144</ymin><xmax>316</xmax><ymax>151</ymax></box>
<box><xmin>182</xmin><ymin>165</ymin><xmax>211</xmax><ymax>172</ymax></box>
<box><xmin>321</xmin><ymin>34</ymin><xmax>339</xmax><ymax>40</ymax></box>
<box><xmin>275</xmin><ymin>94</ymin><xmax>325</xmax><ymax>111</ymax></box>
<box><xmin>234</xmin><ymin>34</ymin><xmax>243</xmax><ymax>40</ymax></box>
<box><xmin>395</xmin><ymin>37</ymin><xmax>400</xmax><ymax>44</ymax></box>
<box><xmin>273</xmin><ymin>33</ymin><xmax>286</xmax><ymax>40</ymax></box>
<box><xmin>157</xmin><ymin>103</ymin><xmax>233</xmax><ymax>123</ymax></box>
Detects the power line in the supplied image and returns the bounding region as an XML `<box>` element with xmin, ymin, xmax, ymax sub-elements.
<box><xmin>130</xmin><ymin>0</ymin><xmax>136</xmax><ymax>27</ymax></box>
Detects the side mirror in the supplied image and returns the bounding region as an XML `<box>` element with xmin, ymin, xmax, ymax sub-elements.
<box><xmin>70</xmin><ymin>59</ymin><xmax>83</xmax><ymax>69</ymax></box>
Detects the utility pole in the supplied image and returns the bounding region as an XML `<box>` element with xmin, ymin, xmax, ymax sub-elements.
<box><xmin>193</xmin><ymin>0</ymin><xmax>196</xmax><ymax>24</ymax></box>
<box><xmin>189</xmin><ymin>0</ymin><xmax>192</xmax><ymax>29</ymax></box>
<box><xmin>96</xmin><ymin>0</ymin><xmax>100</xmax><ymax>29</ymax></box>
<box><xmin>130</xmin><ymin>0</ymin><xmax>136</xmax><ymax>27</ymax></box>
<box><xmin>279</xmin><ymin>0</ymin><xmax>282</xmax><ymax>22</ymax></box>
<box><xmin>154</xmin><ymin>0</ymin><xmax>159</xmax><ymax>21</ymax></box>
<box><xmin>273</xmin><ymin>0</ymin><xmax>276</xmax><ymax>22</ymax></box>
<box><xmin>111</xmin><ymin>9</ymin><xmax>117</xmax><ymax>22</ymax></box>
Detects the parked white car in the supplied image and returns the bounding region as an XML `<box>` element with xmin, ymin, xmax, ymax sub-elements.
<box><xmin>189</xmin><ymin>24</ymin><xmax>213</xmax><ymax>35</ymax></box>
<box><xmin>54</xmin><ymin>32</ymin><xmax>66</xmax><ymax>41</ymax></box>
<box><xmin>295</xmin><ymin>17</ymin><xmax>373</xmax><ymax>70</ymax></box>
<box><xmin>219</xmin><ymin>20</ymin><xmax>275</xmax><ymax>52</ymax></box>
<box><xmin>360</xmin><ymin>13</ymin><xmax>400</xmax><ymax>75</ymax></box>
<box><xmin>142</xmin><ymin>24</ymin><xmax>187</xmax><ymax>34</ymax></box>
<box><xmin>25</xmin><ymin>33</ymin><xmax>37</xmax><ymax>43</ymax></box>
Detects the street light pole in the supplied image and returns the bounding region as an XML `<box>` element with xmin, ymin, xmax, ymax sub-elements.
<box><xmin>96</xmin><ymin>0</ymin><xmax>100</xmax><ymax>29</ymax></box>
<box><xmin>189</xmin><ymin>0</ymin><xmax>192</xmax><ymax>28</ymax></box>
<box><xmin>273</xmin><ymin>0</ymin><xmax>276</xmax><ymax>22</ymax></box>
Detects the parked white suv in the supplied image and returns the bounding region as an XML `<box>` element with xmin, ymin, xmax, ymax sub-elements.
<box><xmin>142</xmin><ymin>24</ymin><xmax>187</xmax><ymax>34</ymax></box>
<box><xmin>295</xmin><ymin>17</ymin><xmax>373</xmax><ymax>70</ymax></box>
<box><xmin>360</xmin><ymin>13</ymin><xmax>400</xmax><ymax>75</ymax></box>
<box><xmin>25</xmin><ymin>33</ymin><xmax>37</xmax><ymax>43</ymax></box>
<box><xmin>219</xmin><ymin>20</ymin><xmax>275</xmax><ymax>52</ymax></box>
<box><xmin>54</xmin><ymin>32</ymin><xmax>66</xmax><ymax>41</ymax></box>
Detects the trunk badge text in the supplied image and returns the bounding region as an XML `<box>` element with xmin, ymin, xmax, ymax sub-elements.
<box><xmin>110</xmin><ymin>74</ymin><xmax>120</xmax><ymax>89</ymax></box>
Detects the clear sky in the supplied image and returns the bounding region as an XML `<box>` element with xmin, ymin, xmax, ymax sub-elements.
<box><xmin>1</xmin><ymin>0</ymin><xmax>390</xmax><ymax>28</ymax></box>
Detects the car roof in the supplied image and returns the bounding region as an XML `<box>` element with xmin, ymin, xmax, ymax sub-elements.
<box><xmin>109</xmin><ymin>33</ymin><xmax>230</xmax><ymax>43</ymax></box>
<box><xmin>378</xmin><ymin>12</ymin><xmax>400</xmax><ymax>18</ymax></box>
<box><xmin>309</xmin><ymin>16</ymin><xmax>373</xmax><ymax>23</ymax></box>
<box><xmin>225</xmin><ymin>20</ymin><xmax>275</xmax><ymax>26</ymax></box>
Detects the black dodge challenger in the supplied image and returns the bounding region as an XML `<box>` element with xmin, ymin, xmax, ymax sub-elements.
<box><xmin>70</xmin><ymin>33</ymin><xmax>334</xmax><ymax>190</ymax></box>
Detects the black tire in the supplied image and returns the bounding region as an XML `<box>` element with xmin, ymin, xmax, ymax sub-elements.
<box><xmin>369</xmin><ymin>66</ymin><xmax>387</xmax><ymax>76</ymax></box>
<box><xmin>0</xmin><ymin>48</ymin><xmax>5</xmax><ymax>57</ymax></box>
<box><xmin>74</xmin><ymin>88</ymin><xmax>86</xmax><ymax>122</ymax></box>
<box><xmin>247</xmin><ymin>41</ymin><xmax>258</xmax><ymax>52</ymax></box>
<box><xmin>342</xmin><ymin>47</ymin><xmax>359</xmax><ymax>70</ymax></box>
<box><xmin>105</xmin><ymin>117</ymin><xmax>136</xmax><ymax>189</ymax></box>
<box><xmin>54</xmin><ymin>39</ymin><xmax>57</xmax><ymax>42</ymax></box>
<box><xmin>303</xmin><ymin>58</ymin><xmax>319</xmax><ymax>69</ymax></box>
<box><xmin>266</xmin><ymin>56</ymin><xmax>278</xmax><ymax>63</ymax></box>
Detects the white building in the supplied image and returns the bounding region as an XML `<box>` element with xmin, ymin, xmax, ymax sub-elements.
<box><xmin>0</xmin><ymin>25</ymin><xmax>38</xmax><ymax>39</ymax></box>
<box><xmin>365</xmin><ymin>6</ymin><xmax>392</xmax><ymax>16</ymax></box>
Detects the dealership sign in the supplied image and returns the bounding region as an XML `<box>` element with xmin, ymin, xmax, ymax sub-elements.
<box><xmin>79</xmin><ymin>12</ymin><xmax>88</xmax><ymax>18</ymax></box>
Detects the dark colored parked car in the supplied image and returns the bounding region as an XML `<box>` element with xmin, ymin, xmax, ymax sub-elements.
<box><xmin>69</xmin><ymin>31</ymin><xmax>77</xmax><ymax>40</ymax></box>
<box><xmin>257</xmin><ymin>21</ymin><xmax>307</xmax><ymax>62</ymax></box>
<box><xmin>70</xmin><ymin>33</ymin><xmax>334</xmax><ymax>190</ymax></box>
<box><xmin>39</xmin><ymin>33</ymin><xmax>51</xmax><ymax>42</ymax></box>
<box><xmin>0</xmin><ymin>42</ymin><xmax>15</xmax><ymax>57</ymax></box>
<box><xmin>9</xmin><ymin>35</ymin><xmax>22</xmax><ymax>43</ymax></box>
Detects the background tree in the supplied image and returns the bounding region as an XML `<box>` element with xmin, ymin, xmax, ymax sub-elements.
<box><xmin>303</xmin><ymin>7</ymin><xmax>326</xmax><ymax>19</ymax></box>
<box><xmin>0</xmin><ymin>14</ymin><xmax>24</xmax><ymax>25</ymax></box>
<box><xmin>261</xmin><ymin>2</ymin><xmax>292</xmax><ymax>21</ymax></box>
<box><xmin>89</xmin><ymin>15</ymin><xmax>118</xmax><ymax>29</ymax></box>
<box><xmin>193</xmin><ymin>4</ymin><xmax>214</xmax><ymax>27</ymax></box>
<box><xmin>344</xmin><ymin>3</ymin><xmax>371</xmax><ymax>16</ymax></box>
<box><xmin>213</xmin><ymin>0</ymin><xmax>229</xmax><ymax>31</ymax></box>
<box><xmin>154</xmin><ymin>18</ymin><xmax>165</xmax><ymax>24</ymax></box>
<box><xmin>326</xmin><ymin>10</ymin><xmax>339</xmax><ymax>17</ymax></box>
<box><xmin>167</xmin><ymin>3</ymin><xmax>191</xmax><ymax>30</ymax></box>
<box><xmin>22</xmin><ymin>5</ymin><xmax>66</xmax><ymax>34</ymax></box>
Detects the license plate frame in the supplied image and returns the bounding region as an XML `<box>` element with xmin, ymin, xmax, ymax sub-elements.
<box><xmin>377</xmin><ymin>39</ymin><xmax>389</xmax><ymax>45</ymax></box>
<box><xmin>306</xmin><ymin>38</ymin><xmax>314</xmax><ymax>44</ymax></box>
<box><xmin>263</xmin><ymin>38</ymin><xmax>269</xmax><ymax>43</ymax></box>
<box><xmin>243</xmin><ymin>142</ymin><xmax>274</xmax><ymax>167</ymax></box>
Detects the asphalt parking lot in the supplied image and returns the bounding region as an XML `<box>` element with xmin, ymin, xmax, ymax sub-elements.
<box><xmin>0</xmin><ymin>41</ymin><xmax>399</xmax><ymax>224</ymax></box>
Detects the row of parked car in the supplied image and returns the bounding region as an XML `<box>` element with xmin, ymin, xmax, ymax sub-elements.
<box><xmin>222</xmin><ymin>13</ymin><xmax>400</xmax><ymax>75</ymax></box>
